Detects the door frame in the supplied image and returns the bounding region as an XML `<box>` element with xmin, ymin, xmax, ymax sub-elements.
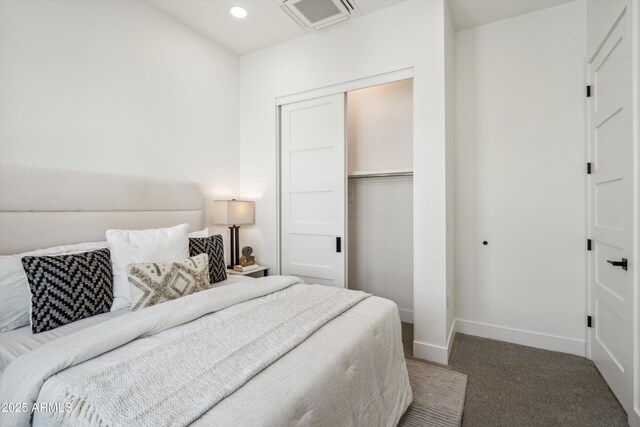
<box><xmin>275</xmin><ymin>67</ymin><xmax>415</xmax><ymax>276</ymax></box>
<box><xmin>632</xmin><ymin>0</ymin><xmax>640</xmax><ymax>424</ymax></box>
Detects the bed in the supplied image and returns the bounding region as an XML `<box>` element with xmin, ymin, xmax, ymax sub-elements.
<box><xmin>0</xmin><ymin>166</ymin><xmax>412</xmax><ymax>426</ymax></box>
<box><xmin>0</xmin><ymin>276</ymin><xmax>253</xmax><ymax>376</ymax></box>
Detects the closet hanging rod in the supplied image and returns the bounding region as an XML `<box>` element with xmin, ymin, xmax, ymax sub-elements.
<box><xmin>348</xmin><ymin>171</ymin><xmax>414</xmax><ymax>179</ymax></box>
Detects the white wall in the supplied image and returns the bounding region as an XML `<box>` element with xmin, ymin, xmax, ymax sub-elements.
<box><xmin>348</xmin><ymin>176</ymin><xmax>413</xmax><ymax>322</ymax></box>
<box><xmin>0</xmin><ymin>0</ymin><xmax>240</xmax><ymax>201</ymax></box>
<box><xmin>444</xmin><ymin>0</ymin><xmax>456</xmax><ymax>353</ymax></box>
<box><xmin>454</xmin><ymin>1</ymin><xmax>587</xmax><ymax>356</ymax></box>
<box><xmin>635</xmin><ymin>0</ymin><xmax>640</xmax><ymax>422</ymax></box>
<box><xmin>347</xmin><ymin>79</ymin><xmax>413</xmax><ymax>173</ymax></box>
<box><xmin>239</xmin><ymin>0</ymin><xmax>452</xmax><ymax>363</ymax></box>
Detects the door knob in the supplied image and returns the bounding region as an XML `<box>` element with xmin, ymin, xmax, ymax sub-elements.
<box><xmin>606</xmin><ymin>258</ymin><xmax>627</xmax><ymax>271</ymax></box>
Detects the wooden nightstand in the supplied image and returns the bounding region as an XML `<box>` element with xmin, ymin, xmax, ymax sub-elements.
<box><xmin>226</xmin><ymin>266</ymin><xmax>269</xmax><ymax>278</ymax></box>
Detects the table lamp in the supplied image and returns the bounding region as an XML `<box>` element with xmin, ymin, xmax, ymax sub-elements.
<box><xmin>212</xmin><ymin>199</ymin><xmax>255</xmax><ymax>268</ymax></box>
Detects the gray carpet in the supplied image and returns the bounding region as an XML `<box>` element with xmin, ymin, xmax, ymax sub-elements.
<box><xmin>399</xmin><ymin>359</ymin><xmax>467</xmax><ymax>427</ymax></box>
<box><xmin>401</xmin><ymin>323</ymin><xmax>629</xmax><ymax>427</ymax></box>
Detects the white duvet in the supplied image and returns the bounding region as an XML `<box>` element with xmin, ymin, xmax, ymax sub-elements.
<box><xmin>0</xmin><ymin>276</ymin><xmax>412</xmax><ymax>427</ymax></box>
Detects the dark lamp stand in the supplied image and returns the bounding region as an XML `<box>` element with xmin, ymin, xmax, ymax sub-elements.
<box><xmin>212</xmin><ymin>199</ymin><xmax>255</xmax><ymax>269</ymax></box>
<box><xmin>228</xmin><ymin>225</ymin><xmax>241</xmax><ymax>268</ymax></box>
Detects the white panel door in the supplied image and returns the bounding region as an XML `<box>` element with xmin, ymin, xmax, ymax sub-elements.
<box><xmin>280</xmin><ymin>93</ymin><xmax>346</xmax><ymax>287</ymax></box>
<box><xmin>587</xmin><ymin>8</ymin><xmax>633</xmax><ymax>412</ymax></box>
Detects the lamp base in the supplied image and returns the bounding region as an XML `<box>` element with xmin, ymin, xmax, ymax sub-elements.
<box><xmin>228</xmin><ymin>225</ymin><xmax>241</xmax><ymax>268</ymax></box>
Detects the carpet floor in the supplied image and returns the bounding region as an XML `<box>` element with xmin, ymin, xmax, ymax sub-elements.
<box><xmin>401</xmin><ymin>323</ymin><xmax>629</xmax><ymax>427</ymax></box>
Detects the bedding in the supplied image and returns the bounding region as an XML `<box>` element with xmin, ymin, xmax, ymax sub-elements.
<box><xmin>189</xmin><ymin>234</ymin><xmax>227</xmax><ymax>283</ymax></box>
<box><xmin>0</xmin><ymin>311</ymin><xmax>125</xmax><ymax>375</ymax></box>
<box><xmin>127</xmin><ymin>253</ymin><xmax>211</xmax><ymax>310</ymax></box>
<box><xmin>0</xmin><ymin>276</ymin><xmax>253</xmax><ymax>375</ymax></box>
<box><xmin>57</xmin><ymin>282</ymin><xmax>367</xmax><ymax>426</ymax></box>
<box><xmin>0</xmin><ymin>276</ymin><xmax>412</xmax><ymax>427</ymax></box>
<box><xmin>0</xmin><ymin>241</ymin><xmax>108</xmax><ymax>333</ymax></box>
<box><xmin>188</xmin><ymin>228</ymin><xmax>209</xmax><ymax>238</ymax></box>
<box><xmin>106</xmin><ymin>224</ymin><xmax>190</xmax><ymax>311</ymax></box>
<box><xmin>22</xmin><ymin>248</ymin><xmax>113</xmax><ymax>333</ymax></box>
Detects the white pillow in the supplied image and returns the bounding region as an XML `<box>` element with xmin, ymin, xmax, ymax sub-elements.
<box><xmin>106</xmin><ymin>224</ymin><xmax>190</xmax><ymax>311</ymax></box>
<box><xmin>0</xmin><ymin>241</ymin><xmax>108</xmax><ymax>332</ymax></box>
<box><xmin>189</xmin><ymin>227</ymin><xmax>209</xmax><ymax>238</ymax></box>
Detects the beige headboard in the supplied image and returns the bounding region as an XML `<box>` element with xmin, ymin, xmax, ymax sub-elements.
<box><xmin>0</xmin><ymin>165</ymin><xmax>205</xmax><ymax>255</ymax></box>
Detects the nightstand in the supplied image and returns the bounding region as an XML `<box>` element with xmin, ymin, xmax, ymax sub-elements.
<box><xmin>226</xmin><ymin>266</ymin><xmax>269</xmax><ymax>278</ymax></box>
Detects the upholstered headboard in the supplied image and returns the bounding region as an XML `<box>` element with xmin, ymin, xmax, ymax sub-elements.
<box><xmin>0</xmin><ymin>165</ymin><xmax>205</xmax><ymax>255</ymax></box>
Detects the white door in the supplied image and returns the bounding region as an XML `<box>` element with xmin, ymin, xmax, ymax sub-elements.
<box><xmin>587</xmin><ymin>9</ymin><xmax>633</xmax><ymax>412</ymax></box>
<box><xmin>280</xmin><ymin>93</ymin><xmax>346</xmax><ymax>287</ymax></box>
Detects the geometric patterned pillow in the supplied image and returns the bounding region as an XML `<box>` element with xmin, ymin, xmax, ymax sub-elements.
<box><xmin>21</xmin><ymin>248</ymin><xmax>113</xmax><ymax>334</ymax></box>
<box><xmin>126</xmin><ymin>253</ymin><xmax>211</xmax><ymax>311</ymax></box>
<box><xmin>189</xmin><ymin>235</ymin><xmax>227</xmax><ymax>283</ymax></box>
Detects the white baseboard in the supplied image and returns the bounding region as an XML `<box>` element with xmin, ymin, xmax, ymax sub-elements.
<box><xmin>446</xmin><ymin>319</ymin><xmax>457</xmax><ymax>360</ymax></box>
<box><xmin>409</xmin><ymin>318</ymin><xmax>584</xmax><ymax>365</ymax></box>
<box><xmin>398</xmin><ymin>308</ymin><xmax>413</xmax><ymax>324</ymax></box>
<box><xmin>411</xmin><ymin>320</ymin><xmax>457</xmax><ymax>365</ymax></box>
<box><xmin>454</xmin><ymin>319</ymin><xmax>586</xmax><ymax>357</ymax></box>
<box><xmin>413</xmin><ymin>340</ymin><xmax>449</xmax><ymax>365</ymax></box>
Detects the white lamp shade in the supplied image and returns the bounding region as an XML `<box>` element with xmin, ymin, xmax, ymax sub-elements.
<box><xmin>212</xmin><ymin>200</ymin><xmax>255</xmax><ymax>225</ymax></box>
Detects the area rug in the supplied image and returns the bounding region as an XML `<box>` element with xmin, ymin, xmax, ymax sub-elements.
<box><xmin>398</xmin><ymin>359</ymin><xmax>468</xmax><ymax>427</ymax></box>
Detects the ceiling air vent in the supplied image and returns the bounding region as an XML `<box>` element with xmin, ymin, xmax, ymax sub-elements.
<box><xmin>276</xmin><ymin>0</ymin><xmax>360</xmax><ymax>30</ymax></box>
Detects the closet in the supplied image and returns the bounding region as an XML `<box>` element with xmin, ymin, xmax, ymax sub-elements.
<box><xmin>346</xmin><ymin>79</ymin><xmax>414</xmax><ymax>324</ymax></box>
<box><xmin>279</xmin><ymin>78</ymin><xmax>413</xmax><ymax>323</ymax></box>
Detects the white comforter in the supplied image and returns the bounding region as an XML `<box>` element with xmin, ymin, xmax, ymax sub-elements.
<box><xmin>0</xmin><ymin>276</ymin><xmax>412</xmax><ymax>427</ymax></box>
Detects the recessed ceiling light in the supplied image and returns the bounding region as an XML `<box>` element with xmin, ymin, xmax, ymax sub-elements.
<box><xmin>230</xmin><ymin>6</ymin><xmax>248</xmax><ymax>19</ymax></box>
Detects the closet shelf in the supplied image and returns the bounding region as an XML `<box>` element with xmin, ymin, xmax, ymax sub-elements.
<box><xmin>348</xmin><ymin>168</ymin><xmax>413</xmax><ymax>179</ymax></box>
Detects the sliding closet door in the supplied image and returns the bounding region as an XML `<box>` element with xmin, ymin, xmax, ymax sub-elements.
<box><xmin>280</xmin><ymin>93</ymin><xmax>346</xmax><ymax>287</ymax></box>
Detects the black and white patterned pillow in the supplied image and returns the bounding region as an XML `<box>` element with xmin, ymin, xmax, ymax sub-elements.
<box><xmin>189</xmin><ymin>235</ymin><xmax>227</xmax><ymax>283</ymax></box>
<box><xmin>127</xmin><ymin>254</ymin><xmax>211</xmax><ymax>311</ymax></box>
<box><xmin>21</xmin><ymin>248</ymin><xmax>113</xmax><ymax>333</ymax></box>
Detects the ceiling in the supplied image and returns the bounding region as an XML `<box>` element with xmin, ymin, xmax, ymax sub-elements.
<box><xmin>148</xmin><ymin>0</ymin><xmax>407</xmax><ymax>55</ymax></box>
<box><xmin>447</xmin><ymin>0</ymin><xmax>574</xmax><ymax>31</ymax></box>
<box><xmin>148</xmin><ymin>0</ymin><xmax>576</xmax><ymax>55</ymax></box>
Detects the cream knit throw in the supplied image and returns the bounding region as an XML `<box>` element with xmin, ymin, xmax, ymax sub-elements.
<box><xmin>55</xmin><ymin>284</ymin><xmax>369</xmax><ymax>427</ymax></box>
